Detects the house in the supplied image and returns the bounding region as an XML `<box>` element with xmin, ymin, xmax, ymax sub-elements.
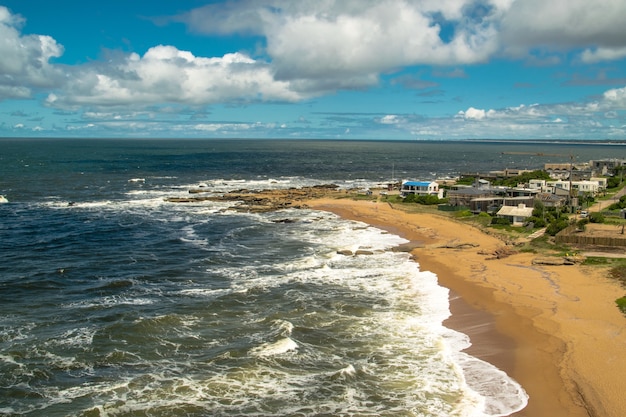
<box><xmin>590</xmin><ymin>159</ymin><xmax>626</xmax><ymax>176</ymax></box>
<box><xmin>590</xmin><ymin>177</ymin><xmax>608</xmax><ymax>190</ymax></box>
<box><xmin>447</xmin><ymin>186</ymin><xmax>501</xmax><ymax>208</ymax></box>
<box><xmin>545</xmin><ymin>163</ymin><xmax>572</xmax><ymax>179</ymax></box>
<box><xmin>468</xmin><ymin>196</ymin><xmax>504</xmax><ymax>214</ymax></box>
<box><xmin>546</xmin><ymin>180</ymin><xmax>570</xmax><ymax>193</ymax></box>
<box><xmin>573</xmin><ymin>180</ymin><xmax>601</xmax><ymax>195</ymax></box>
<box><xmin>536</xmin><ymin>192</ymin><xmax>566</xmax><ymax>208</ymax></box>
<box><xmin>446</xmin><ymin>182</ymin><xmax>510</xmax><ymax>212</ymax></box>
<box><xmin>528</xmin><ymin>179</ymin><xmax>547</xmax><ymax>191</ymax></box>
<box><xmin>400</xmin><ymin>180</ymin><xmax>444</xmax><ymax>199</ymax></box>
<box><xmin>496</xmin><ymin>204</ymin><xmax>534</xmax><ymax>226</ymax></box>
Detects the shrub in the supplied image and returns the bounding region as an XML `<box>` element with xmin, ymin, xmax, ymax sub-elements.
<box><xmin>491</xmin><ymin>217</ymin><xmax>510</xmax><ymax>225</ymax></box>
<box><xmin>402</xmin><ymin>194</ymin><xmax>443</xmax><ymax>205</ymax></box>
<box><xmin>588</xmin><ymin>212</ymin><xmax>605</xmax><ymax>223</ymax></box>
<box><xmin>402</xmin><ymin>194</ymin><xmax>417</xmax><ymax>203</ymax></box>
<box><xmin>526</xmin><ymin>216</ymin><xmax>546</xmax><ymax>228</ymax></box>
<box><xmin>607</xmin><ymin>176</ymin><xmax>622</xmax><ymax>188</ymax></box>
<box><xmin>546</xmin><ymin>219</ymin><xmax>569</xmax><ymax>236</ymax></box>
<box><xmin>608</xmin><ymin>195</ymin><xmax>626</xmax><ymax>210</ymax></box>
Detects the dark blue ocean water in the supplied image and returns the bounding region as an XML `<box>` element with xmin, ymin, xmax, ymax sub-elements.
<box><xmin>0</xmin><ymin>139</ymin><xmax>623</xmax><ymax>416</ymax></box>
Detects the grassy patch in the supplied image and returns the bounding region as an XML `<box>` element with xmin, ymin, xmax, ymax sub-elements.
<box><xmin>616</xmin><ymin>296</ymin><xmax>626</xmax><ymax>316</ymax></box>
<box><xmin>525</xmin><ymin>234</ymin><xmax>572</xmax><ymax>254</ymax></box>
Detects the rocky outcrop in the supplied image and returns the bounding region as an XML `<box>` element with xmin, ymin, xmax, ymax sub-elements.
<box><xmin>165</xmin><ymin>184</ymin><xmax>342</xmax><ymax>212</ymax></box>
<box><xmin>478</xmin><ymin>246</ymin><xmax>518</xmax><ymax>260</ymax></box>
<box><xmin>437</xmin><ymin>241</ymin><xmax>479</xmax><ymax>249</ymax></box>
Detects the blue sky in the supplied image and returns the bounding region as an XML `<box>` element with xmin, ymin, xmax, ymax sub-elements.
<box><xmin>1</xmin><ymin>0</ymin><xmax>625</xmax><ymax>140</ymax></box>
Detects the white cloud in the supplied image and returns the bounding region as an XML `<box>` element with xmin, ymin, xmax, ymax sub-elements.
<box><xmin>181</xmin><ymin>0</ymin><xmax>504</xmax><ymax>87</ymax></box>
<box><xmin>177</xmin><ymin>0</ymin><xmax>626</xmax><ymax>88</ymax></box>
<box><xmin>580</xmin><ymin>47</ymin><xmax>626</xmax><ymax>63</ymax></box>
<box><xmin>380</xmin><ymin>115</ymin><xmax>401</xmax><ymax>124</ymax></box>
<box><xmin>47</xmin><ymin>45</ymin><xmax>306</xmax><ymax>108</ymax></box>
<box><xmin>460</xmin><ymin>107</ymin><xmax>497</xmax><ymax>120</ymax></box>
<box><xmin>500</xmin><ymin>0</ymin><xmax>626</xmax><ymax>55</ymax></box>
<box><xmin>602</xmin><ymin>86</ymin><xmax>626</xmax><ymax>107</ymax></box>
<box><xmin>0</xmin><ymin>6</ymin><xmax>64</xmax><ymax>100</ymax></box>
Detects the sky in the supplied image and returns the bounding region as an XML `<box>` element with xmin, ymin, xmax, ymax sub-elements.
<box><xmin>1</xmin><ymin>0</ymin><xmax>625</xmax><ymax>140</ymax></box>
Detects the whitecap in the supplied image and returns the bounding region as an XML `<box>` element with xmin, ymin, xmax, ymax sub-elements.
<box><xmin>249</xmin><ymin>337</ymin><xmax>299</xmax><ymax>357</ymax></box>
<box><xmin>273</xmin><ymin>319</ymin><xmax>294</xmax><ymax>336</ymax></box>
<box><xmin>330</xmin><ymin>364</ymin><xmax>357</xmax><ymax>380</ymax></box>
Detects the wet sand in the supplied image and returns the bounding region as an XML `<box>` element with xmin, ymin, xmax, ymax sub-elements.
<box><xmin>307</xmin><ymin>198</ymin><xmax>626</xmax><ymax>417</ymax></box>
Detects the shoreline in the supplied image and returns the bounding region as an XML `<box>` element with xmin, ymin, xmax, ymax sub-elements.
<box><xmin>306</xmin><ymin>198</ymin><xmax>626</xmax><ymax>417</ymax></box>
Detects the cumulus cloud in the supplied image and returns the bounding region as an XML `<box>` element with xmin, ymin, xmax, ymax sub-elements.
<box><xmin>0</xmin><ymin>6</ymin><xmax>64</xmax><ymax>100</ymax></box>
<box><xmin>500</xmin><ymin>0</ymin><xmax>626</xmax><ymax>55</ymax></box>
<box><xmin>602</xmin><ymin>86</ymin><xmax>626</xmax><ymax>107</ymax></box>
<box><xmin>2</xmin><ymin>1</ymin><xmax>626</xmax><ymax>139</ymax></box>
<box><xmin>459</xmin><ymin>107</ymin><xmax>497</xmax><ymax>120</ymax></box>
<box><xmin>47</xmin><ymin>45</ymin><xmax>305</xmax><ymax>108</ymax></box>
<box><xmin>379</xmin><ymin>114</ymin><xmax>402</xmax><ymax>124</ymax></box>
<box><xmin>178</xmin><ymin>0</ymin><xmax>503</xmax><ymax>87</ymax></box>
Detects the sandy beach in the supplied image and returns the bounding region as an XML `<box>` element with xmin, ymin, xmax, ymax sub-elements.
<box><xmin>307</xmin><ymin>198</ymin><xmax>626</xmax><ymax>417</ymax></box>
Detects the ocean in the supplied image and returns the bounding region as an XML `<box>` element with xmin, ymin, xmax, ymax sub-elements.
<box><xmin>0</xmin><ymin>138</ymin><xmax>623</xmax><ymax>417</ymax></box>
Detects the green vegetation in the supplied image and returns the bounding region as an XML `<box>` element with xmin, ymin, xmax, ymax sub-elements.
<box><xmin>453</xmin><ymin>209</ymin><xmax>473</xmax><ymax>218</ymax></box>
<box><xmin>456</xmin><ymin>176</ymin><xmax>475</xmax><ymax>186</ymax></box>
<box><xmin>492</xmin><ymin>170</ymin><xmax>551</xmax><ymax>187</ymax></box>
<box><xmin>605</xmin><ymin>166</ymin><xmax>626</xmax><ymax>190</ymax></box>
<box><xmin>616</xmin><ymin>297</ymin><xmax>626</xmax><ymax>315</ymax></box>
<box><xmin>529</xmin><ymin>201</ymin><xmax>572</xmax><ymax>235</ymax></box>
<box><xmin>588</xmin><ymin>212</ymin><xmax>605</xmax><ymax>223</ymax></box>
<box><xmin>402</xmin><ymin>193</ymin><xmax>444</xmax><ymax>205</ymax></box>
<box><xmin>607</xmin><ymin>195</ymin><xmax>626</xmax><ymax>211</ymax></box>
<box><xmin>610</xmin><ymin>265</ymin><xmax>626</xmax><ymax>317</ymax></box>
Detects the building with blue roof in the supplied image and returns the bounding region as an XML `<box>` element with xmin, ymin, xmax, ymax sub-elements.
<box><xmin>400</xmin><ymin>180</ymin><xmax>443</xmax><ymax>199</ymax></box>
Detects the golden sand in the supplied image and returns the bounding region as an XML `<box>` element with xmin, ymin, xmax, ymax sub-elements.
<box><xmin>307</xmin><ymin>198</ymin><xmax>626</xmax><ymax>417</ymax></box>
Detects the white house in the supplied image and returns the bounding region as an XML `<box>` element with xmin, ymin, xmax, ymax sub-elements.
<box><xmin>574</xmin><ymin>180</ymin><xmax>600</xmax><ymax>195</ymax></box>
<box><xmin>528</xmin><ymin>179</ymin><xmax>546</xmax><ymax>191</ymax></box>
<box><xmin>496</xmin><ymin>203</ymin><xmax>534</xmax><ymax>226</ymax></box>
<box><xmin>546</xmin><ymin>180</ymin><xmax>570</xmax><ymax>193</ymax></box>
<box><xmin>589</xmin><ymin>177</ymin><xmax>608</xmax><ymax>190</ymax></box>
<box><xmin>400</xmin><ymin>180</ymin><xmax>444</xmax><ymax>199</ymax></box>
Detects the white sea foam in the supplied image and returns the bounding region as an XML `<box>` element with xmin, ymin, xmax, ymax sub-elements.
<box><xmin>64</xmin><ymin>295</ymin><xmax>155</xmax><ymax>309</ymax></box>
<box><xmin>215</xmin><ymin>208</ymin><xmax>529</xmax><ymax>416</ymax></box>
<box><xmin>48</xmin><ymin>327</ymin><xmax>96</xmax><ymax>349</ymax></box>
<box><xmin>7</xmin><ymin>178</ymin><xmax>528</xmax><ymax>417</ymax></box>
<box><xmin>249</xmin><ymin>337</ymin><xmax>299</xmax><ymax>357</ymax></box>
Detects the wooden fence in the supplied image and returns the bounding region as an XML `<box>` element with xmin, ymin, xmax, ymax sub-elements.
<box><xmin>555</xmin><ymin>225</ymin><xmax>626</xmax><ymax>247</ymax></box>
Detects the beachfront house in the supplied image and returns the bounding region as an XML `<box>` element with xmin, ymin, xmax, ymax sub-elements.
<box><xmin>400</xmin><ymin>180</ymin><xmax>444</xmax><ymax>199</ymax></box>
<box><xmin>496</xmin><ymin>204</ymin><xmax>534</xmax><ymax>226</ymax></box>
<box><xmin>446</xmin><ymin>184</ymin><xmax>506</xmax><ymax>213</ymax></box>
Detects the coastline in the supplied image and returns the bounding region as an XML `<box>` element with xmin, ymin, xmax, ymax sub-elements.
<box><xmin>306</xmin><ymin>197</ymin><xmax>626</xmax><ymax>417</ymax></box>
